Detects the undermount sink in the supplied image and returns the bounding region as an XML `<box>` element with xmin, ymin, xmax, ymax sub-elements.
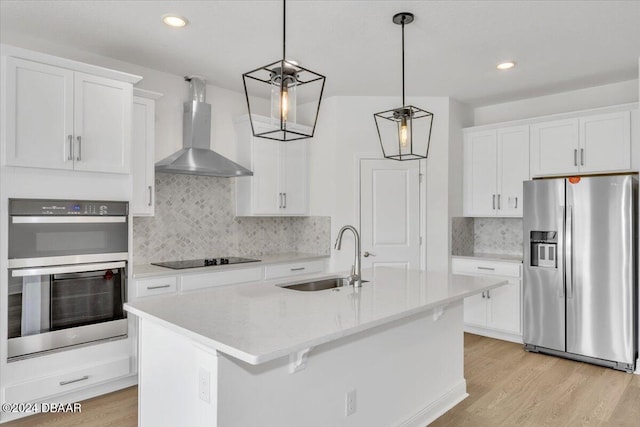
<box><xmin>279</xmin><ymin>276</ymin><xmax>369</xmax><ymax>292</ymax></box>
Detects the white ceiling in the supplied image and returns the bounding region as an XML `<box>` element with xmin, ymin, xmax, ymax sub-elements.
<box><xmin>1</xmin><ymin>0</ymin><xmax>639</xmax><ymax>106</ymax></box>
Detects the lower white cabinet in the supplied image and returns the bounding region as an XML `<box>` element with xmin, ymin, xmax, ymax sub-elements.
<box><xmin>452</xmin><ymin>257</ymin><xmax>523</xmax><ymax>343</ymax></box>
<box><xmin>264</xmin><ymin>259</ymin><xmax>326</xmax><ymax>280</ymax></box>
<box><xmin>134</xmin><ymin>275</ymin><xmax>178</xmax><ymax>298</ymax></box>
<box><xmin>4</xmin><ymin>356</ymin><xmax>130</xmax><ymax>404</ymax></box>
<box><xmin>181</xmin><ymin>267</ymin><xmax>263</xmax><ymax>292</ymax></box>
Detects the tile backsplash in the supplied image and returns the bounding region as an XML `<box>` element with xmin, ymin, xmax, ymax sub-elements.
<box><xmin>132</xmin><ymin>174</ymin><xmax>331</xmax><ymax>265</ymax></box>
<box><xmin>451</xmin><ymin>217</ymin><xmax>523</xmax><ymax>257</ymax></box>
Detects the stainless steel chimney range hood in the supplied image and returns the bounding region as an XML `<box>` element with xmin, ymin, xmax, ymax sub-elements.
<box><xmin>155</xmin><ymin>76</ymin><xmax>253</xmax><ymax>177</ymax></box>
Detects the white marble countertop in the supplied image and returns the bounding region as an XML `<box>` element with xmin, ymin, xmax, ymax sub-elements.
<box><xmin>124</xmin><ymin>267</ymin><xmax>508</xmax><ymax>365</ymax></box>
<box><xmin>133</xmin><ymin>252</ymin><xmax>330</xmax><ymax>278</ymax></box>
<box><xmin>452</xmin><ymin>253</ymin><xmax>523</xmax><ymax>263</ymax></box>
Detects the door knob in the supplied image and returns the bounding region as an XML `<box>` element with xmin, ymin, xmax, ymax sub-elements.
<box><xmin>363</xmin><ymin>251</ymin><xmax>376</xmax><ymax>258</ymax></box>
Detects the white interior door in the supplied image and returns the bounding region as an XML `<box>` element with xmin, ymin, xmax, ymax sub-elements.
<box><xmin>360</xmin><ymin>159</ymin><xmax>421</xmax><ymax>271</ymax></box>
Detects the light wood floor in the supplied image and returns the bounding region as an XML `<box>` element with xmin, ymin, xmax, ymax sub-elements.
<box><xmin>6</xmin><ymin>334</ymin><xmax>640</xmax><ymax>426</ymax></box>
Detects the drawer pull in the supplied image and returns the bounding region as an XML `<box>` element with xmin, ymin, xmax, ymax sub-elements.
<box><xmin>147</xmin><ymin>284</ymin><xmax>171</xmax><ymax>290</ymax></box>
<box><xmin>59</xmin><ymin>375</ymin><xmax>89</xmax><ymax>386</ymax></box>
<box><xmin>290</xmin><ymin>267</ymin><xmax>306</xmax><ymax>271</ymax></box>
<box><xmin>477</xmin><ymin>267</ymin><xmax>496</xmax><ymax>271</ymax></box>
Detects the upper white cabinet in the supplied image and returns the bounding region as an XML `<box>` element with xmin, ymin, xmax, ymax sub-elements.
<box><xmin>530</xmin><ymin>111</ymin><xmax>631</xmax><ymax>177</ymax></box>
<box><xmin>131</xmin><ymin>89</ymin><xmax>162</xmax><ymax>216</ymax></box>
<box><xmin>235</xmin><ymin>116</ymin><xmax>309</xmax><ymax>216</ymax></box>
<box><xmin>463</xmin><ymin>125</ymin><xmax>529</xmax><ymax>217</ymax></box>
<box><xmin>3</xmin><ymin>53</ymin><xmax>138</xmax><ymax>174</ymax></box>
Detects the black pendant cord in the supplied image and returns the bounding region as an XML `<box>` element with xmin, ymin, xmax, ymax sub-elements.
<box><xmin>282</xmin><ymin>0</ymin><xmax>286</xmax><ymax>60</ymax></box>
<box><xmin>401</xmin><ymin>17</ymin><xmax>405</xmax><ymax>107</ymax></box>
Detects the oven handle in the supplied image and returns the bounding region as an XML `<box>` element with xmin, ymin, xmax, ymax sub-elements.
<box><xmin>12</xmin><ymin>261</ymin><xmax>126</xmax><ymax>278</ymax></box>
<box><xmin>12</xmin><ymin>216</ymin><xmax>126</xmax><ymax>224</ymax></box>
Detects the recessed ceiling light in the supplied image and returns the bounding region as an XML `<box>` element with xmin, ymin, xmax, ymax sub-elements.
<box><xmin>162</xmin><ymin>14</ymin><xmax>188</xmax><ymax>28</ymax></box>
<box><xmin>497</xmin><ymin>61</ymin><xmax>516</xmax><ymax>70</ymax></box>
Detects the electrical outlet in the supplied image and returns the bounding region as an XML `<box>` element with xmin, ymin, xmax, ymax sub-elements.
<box><xmin>198</xmin><ymin>367</ymin><xmax>211</xmax><ymax>403</ymax></box>
<box><xmin>345</xmin><ymin>389</ymin><xmax>356</xmax><ymax>416</ymax></box>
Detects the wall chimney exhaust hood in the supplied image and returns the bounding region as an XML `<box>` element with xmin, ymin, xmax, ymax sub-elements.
<box><xmin>155</xmin><ymin>76</ymin><xmax>253</xmax><ymax>177</ymax></box>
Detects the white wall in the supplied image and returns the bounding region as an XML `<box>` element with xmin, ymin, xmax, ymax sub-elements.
<box><xmin>473</xmin><ymin>79</ymin><xmax>638</xmax><ymax>126</ymax></box>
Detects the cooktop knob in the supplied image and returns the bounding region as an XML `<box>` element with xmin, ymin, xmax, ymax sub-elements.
<box><xmin>220</xmin><ymin>258</ymin><xmax>229</xmax><ymax>264</ymax></box>
<box><xmin>204</xmin><ymin>258</ymin><xmax>217</xmax><ymax>266</ymax></box>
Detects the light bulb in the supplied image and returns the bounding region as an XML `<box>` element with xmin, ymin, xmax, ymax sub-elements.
<box><xmin>281</xmin><ymin>86</ymin><xmax>289</xmax><ymax>122</ymax></box>
<box><xmin>399</xmin><ymin>118</ymin><xmax>408</xmax><ymax>148</ymax></box>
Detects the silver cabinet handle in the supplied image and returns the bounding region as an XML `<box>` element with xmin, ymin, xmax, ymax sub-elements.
<box><xmin>283</xmin><ymin>192</ymin><xmax>287</xmax><ymax>209</ymax></box>
<box><xmin>514</xmin><ymin>196</ymin><xmax>518</xmax><ymax>209</ymax></box>
<box><xmin>363</xmin><ymin>251</ymin><xmax>376</xmax><ymax>258</ymax></box>
<box><xmin>290</xmin><ymin>267</ymin><xmax>305</xmax><ymax>271</ymax></box>
<box><xmin>477</xmin><ymin>266</ymin><xmax>495</xmax><ymax>271</ymax></box>
<box><xmin>492</xmin><ymin>194</ymin><xmax>496</xmax><ymax>210</ymax></box>
<box><xmin>67</xmin><ymin>135</ymin><xmax>73</xmax><ymax>160</ymax></box>
<box><xmin>486</xmin><ymin>290</ymin><xmax>491</xmax><ymax>299</ymax></box>
<box><xmin>580</xmin><ymin>148</ymin><xmax>584</xmax><ymax>166</ymax></box>
<box><xmin>59</xmin><ymin>375</ymin><xmax>89</xmax><ymax>386</ymax></box>
<box><xmin>497</xmin><ymin>194</ymin><xmax>501</xmax><ymax>210</ymax></box>
<box><xmin>147</xmin><ymin>284</ymin><xmax>171</xmax><ymax>290</ymax></box>
<box><xmin>148</xmin><ymin>185</ymin><xmax>153</xmax><ymax>207</ymax></box>
<box><xmin>278</xmin><ymin>193</ymin><xmax>283</xmax><ymax>209</ymax></box>
<box><xmin>573</xmin><ymin>149</ymin><xmax>577</xmax><ymax>166</ymax></box>
<box><xmin>76</xmin><ymin>136</ymin><xmax>82</xmax><ymax>161</ymax></box>
<box><xmin>481</xmin><ymin>291</ymin><xmax>486</xmax><ymax>298</ymax></box>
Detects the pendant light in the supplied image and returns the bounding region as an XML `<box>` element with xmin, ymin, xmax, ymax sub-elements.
<box><xmin>374</xmin><ymin>12</ymin><xmax>434</xmax><ymax>160</ymax></box>
<box><xmin>242</xmin><ymin>0</ymin><xmax>326</xmax><ymax>141</ymax></box>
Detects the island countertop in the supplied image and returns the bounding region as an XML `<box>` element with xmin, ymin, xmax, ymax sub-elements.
<box><xmin>124</xmin><ymin>267</ymin><xmax>507</xmax><ymax>365</ymax></box>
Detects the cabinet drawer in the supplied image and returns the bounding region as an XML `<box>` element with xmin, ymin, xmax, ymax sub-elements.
<box><xmin>452</xmin><ymin>258</ymin><xmax>521</xmax><ymax>278</ymax></box>
<box><xmin>181</xmin><ymin>267</ymin><xmax>263</xmax><ymax>292</ymax></box>
<box><xmin>135</xmin><ymin>276</ymin><xmax>178</xmax><ymax>298</ymax></box>
<box><xmin>264</xmin><ymin>260</ymin><xmax>326</xmax><ymax>280</ymax></box>
<box><xmin>4</xmin><ymin>356</ymin><xmax>130</xmax><ymax>403</ymax></box>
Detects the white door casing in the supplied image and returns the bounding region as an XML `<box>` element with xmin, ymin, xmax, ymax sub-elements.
<box><xmin>360</xmin><ymin>159</ymin><xmax>421</xmax><ymax>271</ymax></box>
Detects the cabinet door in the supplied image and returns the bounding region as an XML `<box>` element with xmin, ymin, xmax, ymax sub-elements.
<box><xmin>463</xmin><ymin>293</ymin><xmax>487</xmax><ymax>328</ymax></box>
<box><xmin>579</xmin><ymin>111</ymin><xmax>631</xmax><ymax>174</ymax></box>
<box><xmin>497</xmin><ymin>126</ymin><xmax>529</xmax><ymax>216</ymax></box>
<box><xmin>131</xmin><ymin>96</ymin><xmax>155</xmax><ymax>216</ymax></box>
<box><xmin>281</xmin><ymin>140</ymin><xmax>308</xmax><ymax>215</ymax></box>
<box><xmin>251</xmin><ymin>138</ymin><xmax>281</xmax><ymax>214</ymax></box>
<box><xmin>73</xmin><ymin>72</ymin><xmax>132</xmax><ymax>173</ymax></box>
<box><xmin>463</xmin><ymin>130</ymin><xmax>497</xmax><ymax>216</ymax></box>
<box><xmin>486</xmin><ymin>279</ymin><xmax>521</xmax><ymax>335</ymax></box>
<box><xmin>5</xmin><ymin>57</ymin><xmax>74</xmax><ymax>170</ymax></box>
<box><xmin>530</xmin><ymin>119</ymin><xmax>579</xmax><ymax>177</ymax></box>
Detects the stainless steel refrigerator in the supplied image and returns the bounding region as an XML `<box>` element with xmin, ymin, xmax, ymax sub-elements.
<box><xmin>523</xmin><ymin>174</ymin><xmax>637</xmax><ymax>372</ymax></box>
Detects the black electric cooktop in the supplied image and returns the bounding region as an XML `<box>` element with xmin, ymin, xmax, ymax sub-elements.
<box><xmin>151</xmin><ymin>257</ymin><xmax>261</xmax><ymax>270</ymax></box>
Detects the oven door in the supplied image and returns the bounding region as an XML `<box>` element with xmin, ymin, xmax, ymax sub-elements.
<box><xmin>8</xmin><ymin>261</ymin><xmax>128</xmax><ymax>360</ymax></box>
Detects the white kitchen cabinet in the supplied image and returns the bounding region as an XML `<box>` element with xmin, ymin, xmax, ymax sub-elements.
<box><xmin>463</xmin><ymin>125</ymin><xmax>529</xmax><ymax>217</ymax></box>
<box><xmin>4</xmin><ymin>56</ymin><xmax>133</xmax><ymax>173</ymax></box>
<box><xmin>235</xmin><ymin>116</ymin><xmax>309</xmax><ymax>216</ymax></box>
<box><xmin>131</xmin><ymin>89</ymin><xmax>162</xmax><ymax>216</ymax></box>
<box><xmin>263</xmin><ymin>259</ymin><xmax>326</xmax><ymax>280</ymax></box>
<box><xmin>452</xmin><ymin>257</ymin><xmax>522</xmax><ymax>343</ymax></box>
<box><xmin>134</xmin><ymin>275</ymin><xmax>177</xmax><ymax>298</ymax></box>
<box><xmin>180</xmin><ymin>267</ymin><xmax>263</xmax><ymax>292</ymax></box>
<box><xmin>530</xmin><ymin>111</ymin><xmax>631</xmax><ymax>177</ymax></box>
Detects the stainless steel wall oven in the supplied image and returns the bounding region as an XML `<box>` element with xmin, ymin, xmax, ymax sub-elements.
<box><xmin>7</xmin><ymin>199</ymin><xmax>129</xmax><ymax>360</ymax></box>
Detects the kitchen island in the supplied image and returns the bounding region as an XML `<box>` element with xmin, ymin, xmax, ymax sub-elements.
<box><xmin>124</xmin><ymin>267</ymin><xmax>507</xmax><ymax>427</ymax></box>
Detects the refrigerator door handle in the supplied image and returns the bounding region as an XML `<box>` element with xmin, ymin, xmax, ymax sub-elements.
<box><xmin>565</xmin><ymin>205</ymin><xmax>574</xmax><ymax>299</ymax></box>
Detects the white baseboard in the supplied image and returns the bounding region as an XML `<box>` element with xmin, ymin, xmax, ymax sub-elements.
<box><xmin>398</xmin><ymin>380</ymin><xmax>468</xmax><ymax>427</ymax></box>
<box><xmin>464</xmin><ymin>325</ymin><xmax>523</xmax><ymax>344</ymax></box>
<box><xmin>635</xmin><ymin>358</ymin><xmax>639</xmax><ymax>375</ymax></box>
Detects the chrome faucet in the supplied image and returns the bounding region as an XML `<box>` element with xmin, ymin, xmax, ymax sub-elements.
<box><xmin>334</xmin><ymin>225</ymin><xmax>362</xmax><ymax>287</ymax></box>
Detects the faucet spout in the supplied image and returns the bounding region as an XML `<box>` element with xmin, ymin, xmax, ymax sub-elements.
<box><xmin>334</xmin><ymin>225</ymin><xmax>362</xmax><ymax>287</ymax></box>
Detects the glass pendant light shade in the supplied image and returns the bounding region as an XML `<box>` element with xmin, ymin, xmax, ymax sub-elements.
<box><xmin>243</xmin><ymin>59</ymin><xmax>324</xmax><ymax>141</ymax></box>
<box><xmin>374</xmin><ymin>105</ymin><xmax>434</xmax><ymax>160</ymax></box>
<box><xmin>374</xmin><ymin>12</ymin><xmax>434</xmax><ymax>160</ymax></box>
<box><xmin>242</xmin><ymin>1</ymin><xmax>325</xmax><ymax>141</ymax></box>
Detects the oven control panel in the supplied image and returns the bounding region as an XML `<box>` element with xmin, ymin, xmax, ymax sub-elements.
<box><xmin>9</xmin><ymin>199</ymin><xmax>128</xmax><ymax>216</ymax></box>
